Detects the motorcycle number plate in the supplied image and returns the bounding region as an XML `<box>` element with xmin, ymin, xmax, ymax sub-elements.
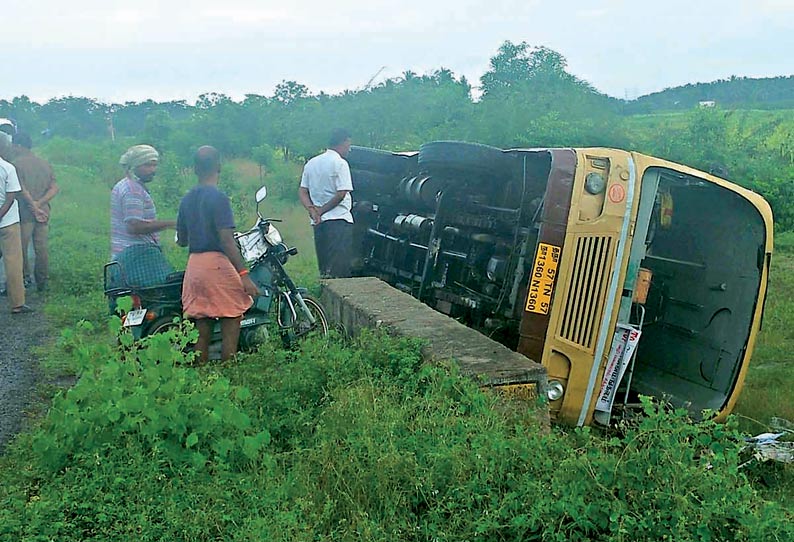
<box><xmin>124</xmin><ymin>309</ymin><xmax>147</xmax><ymax>327</ymax></box>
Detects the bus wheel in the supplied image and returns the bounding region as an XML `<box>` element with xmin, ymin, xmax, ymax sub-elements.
<box><xmin>418</xmin><ymin>141</ymin><xmax>513</xmax><ymax>180</ymax></box>
<box><xmin>348</xmin><ymin>146</ymin><xmax>416</xmax><ymax>176</ymax></box>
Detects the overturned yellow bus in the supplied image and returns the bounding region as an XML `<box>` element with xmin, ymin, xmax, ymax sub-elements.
<box><xmin>348</xmin><ymin>142</ymin><xmax>773</xmax><ymax>426</ymax></box>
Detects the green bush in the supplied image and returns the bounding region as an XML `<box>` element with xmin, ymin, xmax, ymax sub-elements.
<box><xmin>276</xmin><ymin>369</ymin><xmax>793</xmax><ymax>542</ymax></box>
<box><xmin>39</xmin><ymin>137</ymin><xmax>127</xmax><ymax>185</ymax></box>
<box><xmin>30</xmin><ymin>320</ymin><xmax>270</xmax><ymax>473</ymax></box>
<box><xmin>2</xmin><ymin>329</ymin><xmax>792</xmax><ymax>541</ymax></box>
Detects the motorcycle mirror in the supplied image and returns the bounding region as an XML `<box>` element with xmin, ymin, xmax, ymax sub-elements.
<box><xmin>255</xmin><ymin>186</ymin><xmax>268</xmax><ymax>204</ymax></box>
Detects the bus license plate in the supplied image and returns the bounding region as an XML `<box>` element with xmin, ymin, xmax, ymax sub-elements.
<box><xmin>525</xmin><ymin>243</ymin><xmax>561</xmax><ymax>315</ymax></box>
<box><xmin>124</xmin><ymin>309</ymin><xmax>147</xmax><ymax>327</ymax></box>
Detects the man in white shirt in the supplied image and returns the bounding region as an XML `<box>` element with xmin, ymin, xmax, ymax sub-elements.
<box><xmin>0</xmin><ymin>128</ymin><xmax>30</xmax><ymax>313</ymax></box>
<box><xmin>298</xmin><ymin>129</ymin><xmax>354</xmax><ymax>278</ymax></box>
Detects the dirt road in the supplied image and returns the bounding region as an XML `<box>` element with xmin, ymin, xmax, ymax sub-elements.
<box><xmin>0</xmin><ymin>292</ymin><xmax>47</xmax><ymax>452</ymax></box>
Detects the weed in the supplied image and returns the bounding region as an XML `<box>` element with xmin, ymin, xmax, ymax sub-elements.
<box><xmin>1</xmin><ymin>139</ymin><xmax>792</xmax><ymax>541</ymax></box>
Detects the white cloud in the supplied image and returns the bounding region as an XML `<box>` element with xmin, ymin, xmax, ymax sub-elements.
<box><xmin>575</xmin><ymin>9</ymin><xmax>609</xmax><ymax>17</ymax></box>
<box><xmin>1</xmin><ymin>0</ymin><xmax>792</xmax><ymax>102</ymax></box>
<box><xmin>755</xmin><ymin>0</ymin><xmax>794</xmax><ymax>12</ymax></box>
<box><xmin>201</xmin><ymin>7</ymin><xmax>302</xmax><ymax>25</ymax></box>
<box><xmin>108</xmin><ymin>8</ymin><xmax>150</xmax><ymax>25</ymax></box>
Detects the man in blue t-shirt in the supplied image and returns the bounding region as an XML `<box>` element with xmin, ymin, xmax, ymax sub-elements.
<box><xmin>176</xmin><ymin>146</ymin><xmax>259</xmax><ymax>363</ymax></box>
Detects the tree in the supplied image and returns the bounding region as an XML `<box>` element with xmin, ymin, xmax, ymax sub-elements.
<box><xmin>1</xmin><ymin>96</ymin><xmax>43</xmax><ymax>136</ymax></box>
<box><xmin>273</xmin><ymin>81</ymin><xmax>310</xmax><ymax>106</ymax></box>
<box><xmin>474</xmin><ymin>42</ymin><xmax>621</xmax><ymax>148</ymax></box>
<box><xmin>251</xmin><ymin>144</ymin><xmax>275</xmax><ymax>180</ymax></box>
<box><xmin>265</xmin><ymin>81</ymin><xmax>318</xmax><ymax>161</ymax></box>
<box><xmin>196</xmin><ymin>93</ymin><xmax>233</xmax><ymax>110</ymax></box>
<box><xmin>38</xmin><ymin>97</ymin><xmax>108</xmax><ymax>139</ymax></box>
<box><xmin>480</xmin><ymin>42</ymin><xmax>574</xmax><ymax>97</ymax></box>
<box><xmin>142</xmin><ymin>110</ymin><xmax>173</xmax><ymax>148</ymax></box>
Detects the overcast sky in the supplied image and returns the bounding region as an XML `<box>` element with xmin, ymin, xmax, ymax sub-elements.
<box><xmin>3</xmin><ymin>0</ymin><xmax>794</xmax><ymax>104</ymax></box>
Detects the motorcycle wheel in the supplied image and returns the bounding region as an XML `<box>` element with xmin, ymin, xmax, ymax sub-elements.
<box><xmin>144</xmin><ymin>314</ymin><xmax>199</xmax><ymax>360</ymax></box>
<box><xmin>146</xmin><ymin>314</ymin><xmax>183</xmax><ymax>336</ymax></box>
<box><xmin>240</xmin><ymin>325</ymin><xmax>269</xmax><ymax>351</ymax></box>
<box><xmin>280</xmin><ymin>295</ymin><xmax>330</xmax><ymax>348</ymax></box>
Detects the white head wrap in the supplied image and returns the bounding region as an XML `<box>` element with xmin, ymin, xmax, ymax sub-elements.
<box><xmin>119</xmin><ymin>144</ymin><xmax>159</xmax><ymax>171</ymax></box>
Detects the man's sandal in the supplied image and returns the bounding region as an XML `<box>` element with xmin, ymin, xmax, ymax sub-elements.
<box><xmin>11</xmin><ymin>305</ymin><xmax>34</xmax><ymax>314</ymax></box>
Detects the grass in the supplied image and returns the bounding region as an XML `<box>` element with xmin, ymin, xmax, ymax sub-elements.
<box><xmin>731</xmin><ymin>231</ymin><xmax>794</xmax><ymax>509</ymax></box>
<box><xmin>1</xmin><ymin>141</ymin><xmax>793</xmax><ymax>540</ymax></box>
<box><xmin>736</xmin><ymin>231</ymin><xmax>794</xmax><ymax>429</ymax></box>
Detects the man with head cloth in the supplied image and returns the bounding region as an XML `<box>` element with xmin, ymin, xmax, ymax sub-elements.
<box><xmin>109</xmin><ymin>144</ymin><xmax>175</xmax><ymax>288</ymax></box>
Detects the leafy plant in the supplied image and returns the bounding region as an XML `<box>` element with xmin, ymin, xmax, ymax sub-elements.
<box><xmin>31</xmin><ymin>320</ymin><xmax>270</xmax><ymax>473</ymax></box>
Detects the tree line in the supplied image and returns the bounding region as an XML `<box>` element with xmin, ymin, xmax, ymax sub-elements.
<box><xmin>626</xmin><ymin>75</ymin><xmax>794</xmax><ymax>114</ymax></box>
<box><xmin>3</xmin><ymin>41</ymin><xmax>794</xmax><ymax>229</ymax></box>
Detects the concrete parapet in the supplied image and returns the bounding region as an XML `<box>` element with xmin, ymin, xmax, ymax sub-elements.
<box><xmin>320</xmin><ymin>277</ymin><xmax>548</xmax><ymax>406</ymax></box>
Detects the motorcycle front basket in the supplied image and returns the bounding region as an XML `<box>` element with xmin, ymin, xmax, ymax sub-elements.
<box><xmin>237</xmin><ymin>228</ymin><xmax>268</xmax><ymax>263</ymax></box>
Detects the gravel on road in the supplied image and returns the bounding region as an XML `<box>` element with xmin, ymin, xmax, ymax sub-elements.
<box><xmin>0</xmin><ymin>290</ymin><xmax>49</xmax><ymax>453</ymax></box>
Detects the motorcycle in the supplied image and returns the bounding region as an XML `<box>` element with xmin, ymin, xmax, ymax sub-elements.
<box><xmin>103</xmin><ymin>185</ymin><xmax>329</xmax><ymax>352</ymax></box>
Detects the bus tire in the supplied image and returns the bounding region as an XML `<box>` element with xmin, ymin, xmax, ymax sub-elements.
<box><xmin>418</xmin><ymin>141</ymin><xmax>512</xmax><ymax>179</ymax></box>
<box><xmin>348</xmin><ymin>146</ymin><xmax>415</xmax><ymax>176</ymax></box>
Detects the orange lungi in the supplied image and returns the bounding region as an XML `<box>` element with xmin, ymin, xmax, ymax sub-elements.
<box><xmin>182</xmin><ymin>252</ymin><xmax>252</xmax><ymax>319</ymax></box>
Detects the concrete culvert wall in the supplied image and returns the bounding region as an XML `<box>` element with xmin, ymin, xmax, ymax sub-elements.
<box><xmin>320</xmin><ymin>277</ymin><xmax>549</xmax><ymax>422</ymax></box>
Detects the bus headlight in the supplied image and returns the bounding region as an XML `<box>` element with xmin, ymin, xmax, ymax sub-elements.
<box><xmin>547</xmin><ymin>380</ymin><xmax>565</xmax><ymax>401</ymax></box>
<box><xmin>585</xmin><ymin>172</ymin><xmax>606</xmax><ymax>195</ymax></box>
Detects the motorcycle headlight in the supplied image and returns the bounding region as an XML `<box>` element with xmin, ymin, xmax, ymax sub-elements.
<box><xmin>277</xmin><ymin>243</ymin><xmax>290</xmax><ymax>264</ymax></box>
<box><xmin>264</xmin><ymin>224</ymin><xmax>283</xmax><ymax>246</ymax></box>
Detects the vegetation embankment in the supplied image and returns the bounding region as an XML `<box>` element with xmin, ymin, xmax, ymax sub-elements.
<box><xmin>0</xmin><ymin>141</ymin><xmax>791</xmax><ymax>540</ymax></box>
<box><xmin>1</xmin><ymin>40</ymin><xmax>794</xmax><ymax>539</ymax></box>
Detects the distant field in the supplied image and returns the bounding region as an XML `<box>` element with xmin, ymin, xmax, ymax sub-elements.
<box><xmin>623</xmin><ymin>108</ymin><xmax>794</xmax><ymax>140</ymax></box>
